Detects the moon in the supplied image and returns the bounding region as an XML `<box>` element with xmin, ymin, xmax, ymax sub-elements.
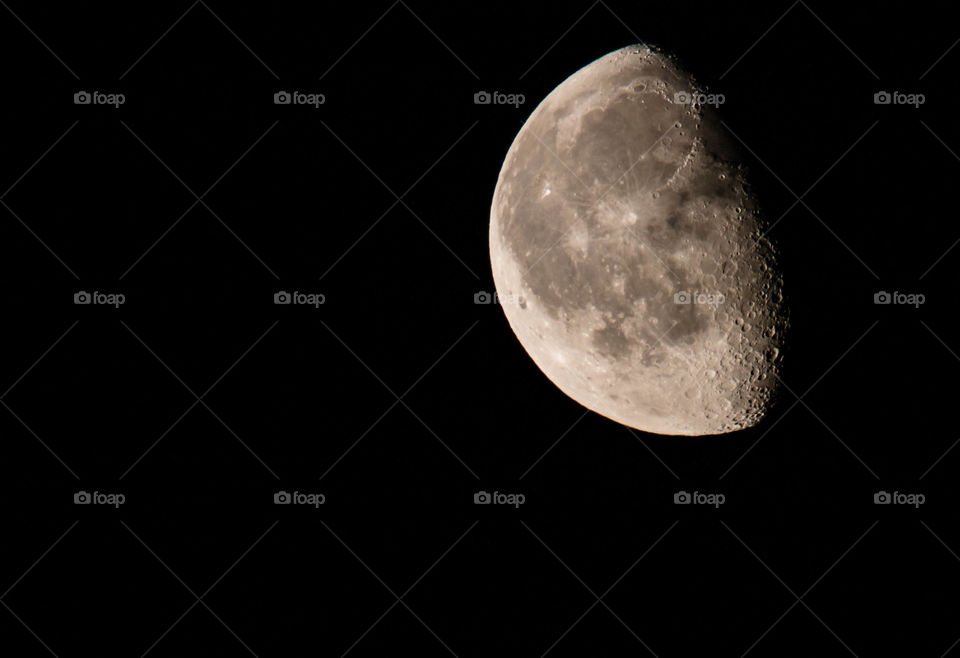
<box><xmin>489</xmin><ymin>45</ymin><xmax>787</xmax><ymax>436</ymax></box>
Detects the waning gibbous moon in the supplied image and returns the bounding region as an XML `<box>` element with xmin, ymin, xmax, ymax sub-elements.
<box><xmin>489</xmin><ymin>45</ymin><xmax>788</xmax><ymax>436</ymax></box>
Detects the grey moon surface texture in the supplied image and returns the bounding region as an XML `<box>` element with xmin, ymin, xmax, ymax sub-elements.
<box><xmin>489</xmin><ymin>45</ymin><xmax>788</xmax><ymax>436</ymax></box>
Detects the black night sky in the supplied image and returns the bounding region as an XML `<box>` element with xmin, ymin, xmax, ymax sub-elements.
<box><xmin>0</xmin><ymin>1</ymin><xmax>957</xmax><ymax>655</ymax></box>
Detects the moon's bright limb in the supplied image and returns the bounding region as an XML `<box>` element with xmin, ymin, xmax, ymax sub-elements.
<box><xmin>489</xmin><ymin>45</ymin><xmax>787</xmax><ymax>436</ymax></box>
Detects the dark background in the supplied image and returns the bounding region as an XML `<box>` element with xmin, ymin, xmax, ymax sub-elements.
<box><xmin>0</xmin><ymin>0</ymin><xmax>957</xmax><ymax>655</ymax></box>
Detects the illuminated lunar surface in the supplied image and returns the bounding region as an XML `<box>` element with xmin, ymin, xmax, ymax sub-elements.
<box><xmin>489</xmin><ymin>45</ymin><xmax>787</xmax><ymax>436</ymax></box>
